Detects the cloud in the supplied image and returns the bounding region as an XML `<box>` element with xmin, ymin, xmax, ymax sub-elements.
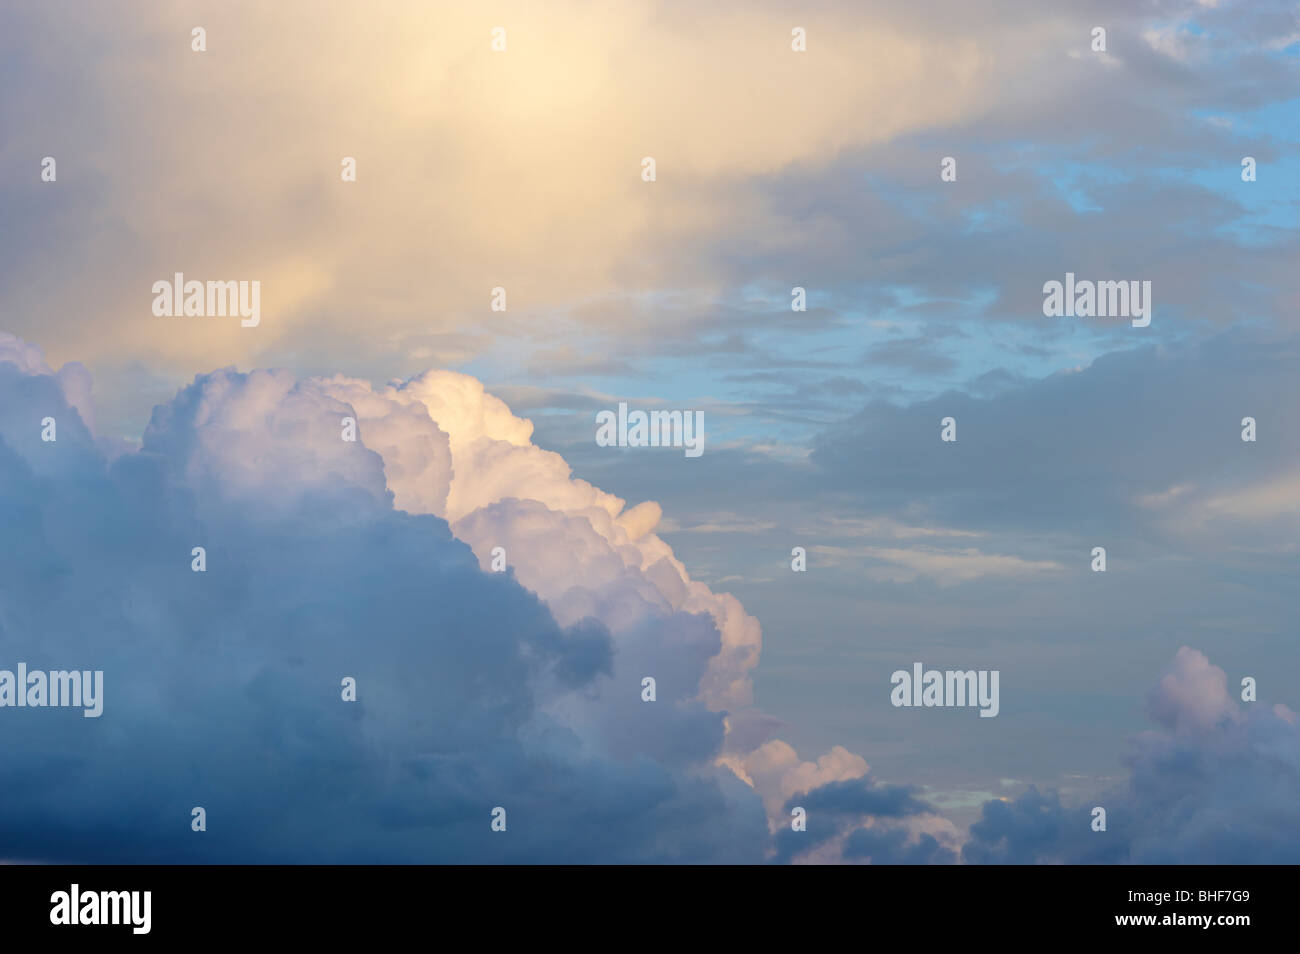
<box><xmin>842</xmin><ymin>826</ymin><xmax>957</xmax><ymax>864</ymax></box>
<box><xmin>0</xmin><ymin>334</ymin><xmax>776</xmax><ymax>861</ymax></box>
<box><xmin>963</xmin><ymin>647</ymin><xmax>1300</xmax><ymax>864</ymax></box>
<box><xmin>722</xmin><ymin>740</ymin><xmax>869</xmax><ymax>819</ymax></box>
<box><xmin>7</xmin><ymin>333</ymin><xmax>1300</xmax><ymax>864</ymax></box>
<box><xmin>772</xmin><ymin>773</ymin><xmax>960</xmax><ymax>864</ymax></box>
<box><xmin>304</xmin><ymin>368</ymin><xmax>765</xmax><ymax>712</ymax></box>
<box><xmin>0</xmin><ymin>0</ymin><xmax>998</xmax><ymax>382</ymax></box>
<box><xmin>1146</xmin><ymin>646</ymin><xmax>1242</xmax><ymax>736</ymax></box>
<box><xmin>6</xmin><ymin>0</ymin><xmax>1297</xmax><ymax>455</ymax></box>
<box><xmin>716</xmin><ymin>738</ymin><xmax>962</xmax><ymax>863</ymax></box>
<box><xmin>815</xmin><ymin>544</ymin><xmax>1063</xmax><ymax>586</ymax></box>
<box><xmin>810</xmin><ymin>332</ymin><xmax>1300</xmax><ymax>549</ymax></box>
<box><xmin>4</xmin><ymin>330</ymin><xmax>915</xmax><ymax>862</ymax></box>
<box><xmin>962</xmin><ymin>787</ymin><xmax>1126</xmax><ymax>865</ymax></box>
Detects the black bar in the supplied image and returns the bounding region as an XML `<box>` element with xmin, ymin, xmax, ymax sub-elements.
<box><xmin>0</xmin><ymin>864</ymin><xmax>1281</xmax><ymax>940</ymax></box>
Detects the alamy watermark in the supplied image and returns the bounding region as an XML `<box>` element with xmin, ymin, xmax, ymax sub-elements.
<box><xmin>890</xmin><ymin>663</ymin><xmax>999</xmax><ymax>718</ymax></box>
<box><xmin>152</xmin><ymin>273</ymin><xmax>260</xmax><ymax>327</ymax></box>
<box><xmin>1043</xmin><ymin>272</ymin><xmax>1151</xmax><ymax>327</ymax></box>
<box><xmin>595</xmin><ymin>402</ymin><xmax>704</xmax><ymax>458</ymax></box>
<box><xmin>50</xmin><ymin>884</ymin><xmax>150</xmax><ymax>934</ymax></box>
<box><xmin>0</xmin><ymin>664</ymin><xmax>103</xmax><ymax>717</ymax></box>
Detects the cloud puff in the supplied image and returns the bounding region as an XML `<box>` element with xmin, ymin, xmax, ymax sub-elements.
<box><xmin>963</xmin><ymin>647</ymin><xmax>1300</xmax><ymax>864</ymax></box>
<box><xmin>311</xmin><ymin>369</ymin><xmax>764</xmax><ymax>713</ymax></box>
<box><xmin>722</xmin><ymin>740</ymin><xmax>870</xmax><ymax>819</ymax></box>
<box><xmin>773</xmin><ymin>773</ymin><xmax>960</xmax><ymax>865</ymax></box>
<box><xmin>717</xmin><ymin>738</ymin><xmax>961</xmax><ymax>863</ymax></box>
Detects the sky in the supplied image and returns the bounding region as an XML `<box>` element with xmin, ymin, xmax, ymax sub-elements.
<box><xmin>1</xmin><ymin>0</ymin><xmax>1299</xmax><ymax>862</ymax></box>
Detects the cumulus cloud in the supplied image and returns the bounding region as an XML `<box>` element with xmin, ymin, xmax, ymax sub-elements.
<box><xmin>964</xmin><ymin>647</ymin><xmax>1300</xmax><ymax>864</ymax></box>
<box><xmin>0</xmin><ymin>334</ymin><xmax>778</xmax><ymax>861</ymax></box>
<box><xmin>716</xmin><ymin>738</ymin><xmax>962</xmax><ymax>863</ymax></box>
<box><xmin>722</xmin><ymin>740</ymin><xmax>870</xmax><ymax>819</ymax></box>
<box><xmin>308</xmin><ymin>369</ymin><xmax>765</xmax><ymax>713</ymax></box>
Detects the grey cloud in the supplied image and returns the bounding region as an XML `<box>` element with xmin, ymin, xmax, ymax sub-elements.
<box><xmin>964</xmin><ymin>648</ymin><xmax>1300</xmax><ymax>864</ymax></box>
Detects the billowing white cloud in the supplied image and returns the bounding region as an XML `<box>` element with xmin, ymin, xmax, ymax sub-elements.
<box><xmin>0</xmin><ymin>334</ymin><xmax>778</xmax><ymax>861</ymax></box>
<box><xmin>313</xmin><ymin>369</ymin><xmax>764</xmax><ymax>712</ymax></box>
